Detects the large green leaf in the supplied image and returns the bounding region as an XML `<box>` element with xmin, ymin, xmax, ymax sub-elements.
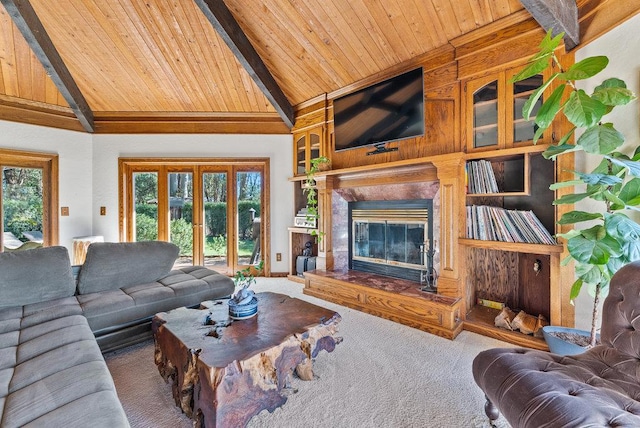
<box><xmin>607</xmin><ymin>157</ymin><xmax>640</xmax><ymax>177</ymax></box>
<box><xmin>553</xmin><ymin>188</ymin><xmax>598</xmax><ymax>205</ymax></box>
<box><xmin>577</xmin><ymin>123</ymin><xmax>624</xmax><ymax>154</ymax></box>
<box><xmin>522</xmin><ymin>75</ymin><xmax>558</xmax><ymax>120</ymax></box>
<box><xmin>602</xmin><ymin>190</ymin><xmax>626</xmax><ymax>210</ymax></box>
<box><xmin>592</xmin><ymin>86</ymin><xmax>635</xmax><ymax>107</ymax></box>
<box><xmin>569</xmin><ymin>277</ymin><xmax>583</xmax><ymax>302</ymax></box>
<box><xmin>572</xmin><ymin>170</ymin><xmax>622</xmax><ymax>186</ymax></box>
<box><xmin>557</xmin><ymin>211</ymin><xmax>602</xmax><ymax>224</ymax></box>
<box><xmin>534</xmin><ymin>84</ymin><xmax>566</xmax><ymax>130</ymax></box>
<box><xmin>605</xmin><ymin>214</ymin><xmax>640</xmax><ymax>262</ymax></box>
<box><xmin>559</xmin><ymin>56</ymin><xmax>609</xmax><ymax>80</ymax></box>
<box><xmin>549</xmin><ymin>179</ymin><xmax>583</xmax><ymax>190</ymax></box>
<box><xmin>575</xmin><ymin>263</ymin><xmax>604</xmax><ymax>286</ymax></box>
<box><xmin>568</xmin><ymin>232</ymin><xmax>621</xmax><ymax>265</ymax></box>
<box><xmin>509</xmin><ymin>57</ymin><xmax>549</xmax><ymax>83</ymax></box>
<box><xmin>618</xmin><ymin>178</ymin><xmax>640</xmax><ymax>206</ymax></box>
<box><xmin>538</xmin><ymin>30</ymin><xmax>564</xmax><ymax>55</ymax></box>
<box><xmin>564</xmin><ymin>90</ymin><xmax>607</xmax><ymax>128</ymax></box>
<box><xmin>604</xmin><ymin>212</ymin><xmax>640</xmax><ymax>240</ymax></box>
<box><xmin>542</xmin><ymin>142</ymin><xmax>579</xmax><ymax>159</ymax></box>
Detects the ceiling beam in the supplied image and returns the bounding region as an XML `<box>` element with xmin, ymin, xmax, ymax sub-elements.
<box><xmin>194</xmin><ymin>0</ymin><xmax>295</xmax><ymax>129</ymax></box>
<box><xmin>1</xmin><ymin>0</ymin><xmax>94</xmax><ymax>132</ymax></box>
<box><xmin>520</xmin><ymin>0</ymin><xmax>580</xmax><ymax>50</ymax></box>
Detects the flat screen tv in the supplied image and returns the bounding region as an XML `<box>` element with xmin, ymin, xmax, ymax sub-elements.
<box><xmin>333</xmin><ymin>67</ymin><xmax>424</xmax><ymax>154</ymax></box>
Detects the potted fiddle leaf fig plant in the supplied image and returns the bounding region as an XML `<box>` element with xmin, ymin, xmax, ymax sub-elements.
<box><xmin>304</xmin><ymin>156</ymin><xmax>331</xmax><ymax>241</ymax></box>
<box><xmin>511</xmin><ymin>30</ymin><xmax>640</xmax><ymax>352</ymax></box>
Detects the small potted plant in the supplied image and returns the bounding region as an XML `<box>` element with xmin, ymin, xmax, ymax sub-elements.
<box><xmin>228</xmin><ymin>260</ymin><xmax>264</xmax><ymax>320</ymax></box>
<box><xmin>304</xmin><ymin>156</ymin><xmax>331</xmax><ymax>241</ymax></box>
<box><xmin>511</xmin><ymin>31</ymin><xmax>640</xmax><ymax>353</ymax></box>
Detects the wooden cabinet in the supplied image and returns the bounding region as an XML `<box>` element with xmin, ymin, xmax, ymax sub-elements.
<box><xmin>293</xmin><ymin>126</ymin><xmax>323</xmax><ymax>176</ymax></box>
<box><xmin>464</xmin><ymin>66</ymin><xmax>547</xmax><ymax>153</ymax></box>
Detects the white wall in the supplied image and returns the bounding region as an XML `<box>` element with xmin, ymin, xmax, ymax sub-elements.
<box><xmin>573</xmin><ymin>13</ymin><xmax>640</xmax><ymax>329</ymax></box>
<box><xmin>91</xmin><ymin>133</ymin><xmax>293</xmax><ymax>273</ymax></box>
<box><xmin>0</xmin><ymin>121</ymin><xmax>292</xmax><ymax>273</ymax></box>
<box><xmin>0</xmin><ymin>120</ymin><xmax>93</xmax><ymax>252</ymax></box>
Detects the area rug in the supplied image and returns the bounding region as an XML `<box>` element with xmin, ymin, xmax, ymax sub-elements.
<box><xmin>105</xmin><ymin>277</ymin><xmax>512</xmax><ymax>427</ymax></box>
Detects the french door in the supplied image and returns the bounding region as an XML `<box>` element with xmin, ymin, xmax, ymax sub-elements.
<box><xmin>119</xmin><ymin>158</ymin><xmax>268</xmax><ymax>275</ymax></box>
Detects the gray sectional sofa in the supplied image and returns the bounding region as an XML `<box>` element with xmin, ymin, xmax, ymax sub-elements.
<box><xmin>0</xmin><ymin>242</ymin><xmax>235</xmax><ymax>427</ymax></box>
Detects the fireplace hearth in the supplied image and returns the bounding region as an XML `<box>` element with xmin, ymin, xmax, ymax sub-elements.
<box><xmin>349</xmin><ymin>199</ymin><xmax>433</xmax><ymax>284</ymax></box>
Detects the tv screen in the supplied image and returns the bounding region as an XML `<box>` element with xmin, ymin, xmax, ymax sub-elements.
<box><xmin>333</xmin><ymin>68</ymin><xmax>424</xmax><ymax>152</ymax></box>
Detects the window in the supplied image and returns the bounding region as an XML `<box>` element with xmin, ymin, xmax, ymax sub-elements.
<box><xmin>1</xmin><ymin>149</ymin><xmax>58</xmax><ymax>251</ymax></box>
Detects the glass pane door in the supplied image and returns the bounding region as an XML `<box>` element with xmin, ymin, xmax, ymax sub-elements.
<box><xmin>133</xmin><ymin>172</ymin><xmax>158</xmax><ymax>242</ymax></box>
<box><xmin>513</xmin><ymin>74</ymin><xmax>544</xmax><ymax>143</ymax></box>
<box><xmin>236</xmin><ymin>170</ymin><xmax>262</xmax><ymax>267</ymax></box>
<box><xmin>202</xmin><ymin>171</ymin><xmax>228</xmax><ymax>269</ymax></box>
<box><xmin>2</xmin><ymin>167</ymin><xmax>44</xmax><ymax>250</ymax></box>
<box><xmin>168</xmin><ymin>172</ymin><xmax>193</xmax><ymax>267</ymax></box>
<box><xmin>473</xmin><ymin>81</ymin><xmax>499</xmax><ymax>148</ymax></box>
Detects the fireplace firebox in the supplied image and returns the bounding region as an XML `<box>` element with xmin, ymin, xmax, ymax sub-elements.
<box><xmin>348</xmin><ymin>199</ymin><xmax>434</xmax><ymax>284</ymax></box>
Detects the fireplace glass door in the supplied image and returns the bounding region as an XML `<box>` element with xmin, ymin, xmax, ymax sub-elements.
<box><xmin>353</xmin><ymin>220</ymin><xmax>426</xmax><ymax>270</ymax></box>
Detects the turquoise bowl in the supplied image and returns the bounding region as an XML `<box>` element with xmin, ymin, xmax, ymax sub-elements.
<box><xmin>228</xmin><ymin>296</ymin><xmax>258</xmax><ymax>320</ymax></box>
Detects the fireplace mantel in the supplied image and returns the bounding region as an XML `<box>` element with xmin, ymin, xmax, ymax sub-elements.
<box><xmin>310</xmin><ymin>152</ymin><xmax>466</xmax><ymax>300</ymax></box>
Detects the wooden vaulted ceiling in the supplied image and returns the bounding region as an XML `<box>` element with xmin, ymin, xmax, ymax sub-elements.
<box><xmin>0</xmin><ymin>0</ymin><xmax>637</xmax><ymax>134</ymax></box>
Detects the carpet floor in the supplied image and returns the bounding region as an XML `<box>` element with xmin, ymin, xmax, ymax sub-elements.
<box><xmin>105</xmin><ymin>277</ymin><xmax>512</xmax><ymax>428</ymax></box>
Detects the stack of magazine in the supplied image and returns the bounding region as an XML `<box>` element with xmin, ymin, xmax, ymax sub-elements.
<box><xmin>467</xmin><ymin>160</ymin><xmax>499</xmax><ymax>194</ymax></box>
<box><xmin>466</xmin><ymin>205</ymin><xmax>556</xmax><ymax>245</ymax></box>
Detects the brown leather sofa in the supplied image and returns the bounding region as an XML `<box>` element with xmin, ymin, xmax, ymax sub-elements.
<box><xmin>472</xmin><ymin>260</ymin><xmax>640</xmax><ymax>427</ymax></box>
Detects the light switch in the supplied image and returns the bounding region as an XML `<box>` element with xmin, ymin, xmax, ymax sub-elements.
<box><xmin>61</xmin><ymin>207</ymin><xmax>69</xmax><ymax>216</ymax></box>
<box><xmin>100</xmin><ymin>206</ymin><xmax>106</xmax><ymax>215</ymax></box>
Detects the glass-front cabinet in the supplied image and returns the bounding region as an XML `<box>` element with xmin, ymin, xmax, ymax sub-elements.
<box><xmin>293</xmin><ymin>126</ymin><xmax>322</xmax><ymax>176</ymax></box>
<box><xmin>465</xmin><ymin>67</ymin><xmax>545</xmax><ymax>152</ymax></box>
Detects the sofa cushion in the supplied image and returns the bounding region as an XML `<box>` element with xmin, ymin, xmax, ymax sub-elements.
<box><xmin>0</xmin><ymin>247</ymin><xmax>74</xmax><ymax>308</ymax></box>
<box><xmin>77</xmin><ymin>241</ymin><xmax>179</xmax><ymax>294</ymax></box>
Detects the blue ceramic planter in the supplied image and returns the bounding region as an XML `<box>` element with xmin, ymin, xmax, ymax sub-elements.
<box><xmin>542</xmin><ymin>326</ymin><xmax>595</xmax><ymax>356</ymax></box>
<box><xmin>228</xmin><ymin>296</ymin><xmax>258</xmax><ymax>320</ymax></box>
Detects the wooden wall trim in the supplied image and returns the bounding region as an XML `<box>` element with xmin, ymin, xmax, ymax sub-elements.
<box><xmin>93</xmin><ymin>112</ymin><xmax>290</xmax><ymax>134</ymax></box>
<box><xmin>0</xmin><ymin>97</ymin><xmax>84</xmax><ymax>132</ymax></box>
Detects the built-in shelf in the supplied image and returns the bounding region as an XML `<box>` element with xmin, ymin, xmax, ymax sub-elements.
<box><xmin>464</xmin><ymin>305</ymin><xmax>548</xmax><ymax>351</ymax></box>
<box><xmin>459</xmin><ymin>238</ymin><xmax>563</xmax><ymax>255</ymax></box>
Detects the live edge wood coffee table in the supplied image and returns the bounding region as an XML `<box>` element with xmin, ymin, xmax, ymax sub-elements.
<box><xmin>152</xmin><ymin>292</ymin><xmax>341</xmax><ymax>428</ymax></box>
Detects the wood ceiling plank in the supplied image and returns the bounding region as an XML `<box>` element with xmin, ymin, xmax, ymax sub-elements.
<box><xmin>429</xmin><ymin>0</ymin><xmax>463</xmax><ymax>41</ymax></box>
<box><xmin>35</xmin><ymin>0</ymin><xmax>152</xmax><ymax>112</ymax></box>
<box><xmin>2</xmin><ymin>0</ymin><xmax>94</xmax><ymax>131</ymax></box>
<box><xmin>405</xmin><ymin>0</ymin><xmax>441</xmax><ymax>49</ymax></box>
<box><xmin>93</xmin><ymin>0</ymin><xmax>183</xmax><ymax>111</ymax></box>
<box><xmin>118</xmin><ymin>0</ymin><xmax>202</xmax><ymax>111</ymax></box>
<box><xmin>193</xmin><ymin>2</ymin><xmax>271</xmax><ymax>113</ymax></box>
<box><xmin>194</xmin><ymin>0</ymin><xmax>294</xmax><ymax>128</ymax></box>
<box><xmin>447</xmin><ymin>0</ymin><xmax>481</xmax><ymax>34</ymax></box>
<box><xmin>309</xmin><ymin>0</ymin><xmax>378</xmax><ymax>82</ymax></box>
<box><xmin>224</xmin><ymin>0</ymin><xmax>318</xmax><ymax>104</ymax></box>
<box><xmin>349</xmin><ymin>2</ymin><xmax>399</xmax><ymax>70</ymax></box>
<box><xmin>520</xmin><ymin>0</ymin><xmax>579</xmax><ymax>50</ymax></box>
<box><xmin>0</xmin><ymin>9</ymin><xmax>17</xmax><ymax>96</ymax></box>
<box><xmin>468</xmin><ymin>0</ymin><xmax>496</xmax><ymax>23</ymax></box>
<box><xmin>252</xmin><ymin>0</ymin><xmax>349</xmax><ymax>97</ymax></box>
<box><xmin>132</xmin><ymin>0</ymin><xmax>210</xmax><ymax>111</ymax></box>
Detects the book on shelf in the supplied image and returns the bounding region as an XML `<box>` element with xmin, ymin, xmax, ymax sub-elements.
<box><xmin>466</xmin><ymin>205</ymin><xmax>556</xmax><ymax>245</ymax></box>
<box><xmin>467</xmin><ymin>160</ymin><xmax>499</xmax><ymax>194</ymax></box>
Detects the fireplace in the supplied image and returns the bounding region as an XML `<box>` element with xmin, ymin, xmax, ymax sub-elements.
<box><xmin>348</xmin><ymin>199</ymin><xmax>434</xmax><ymax>284</ymax></box>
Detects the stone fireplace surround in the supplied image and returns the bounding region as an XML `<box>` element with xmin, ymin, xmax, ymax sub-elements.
<box><xmin>331</xmin><ymin>181</ymin><xmax>441</xmax><ymax>280</ymax></box>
